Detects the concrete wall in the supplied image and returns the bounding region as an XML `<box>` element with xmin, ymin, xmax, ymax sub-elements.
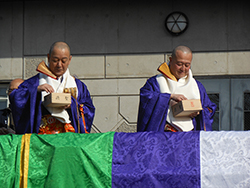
<box><xmin>1</xmin><ymin>0</ymin><xmax>250</xmax><ymax>132</ymax></box>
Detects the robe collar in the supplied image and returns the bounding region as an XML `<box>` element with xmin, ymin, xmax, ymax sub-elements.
<box><xmin>157</xmin><ymin>62</ymin><xmax>177</xmax><ymax>82</ymax></box>
<box><xmin>36</xmin><ymin>61</ymin><xmax>57</xmax><ymax>80</ymax></box>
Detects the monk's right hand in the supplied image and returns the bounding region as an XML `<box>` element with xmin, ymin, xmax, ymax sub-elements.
<box><xmin>170</xmin><ymin>94</ymin><xmax>187</xmax><ymax>102</ymax></box>
<box><xmin>37</xmin><ymin>84</ymin><xmax>54</xmax><ymax>93</ymax></box>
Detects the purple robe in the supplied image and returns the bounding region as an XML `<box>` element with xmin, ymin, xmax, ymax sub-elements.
<box><xmin>137</xmin><ymin>75</ymin><xmax>216</xmax><ymax>132</ymax></box>
<box><xmin>9</xmin><ymin>74</ymin><xmax>95</xmax><ymax>134</ymax></box>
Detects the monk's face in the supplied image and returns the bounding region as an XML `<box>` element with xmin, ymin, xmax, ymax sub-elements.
<box><xmin>169</xmin><ymin>50</ymin><xmax>192</xmax><ymax>80</ymax></box>
<box><xmin>48</xmin><ymin>47</ymin><xmax>72</xmax><ymax>77</ymax></box>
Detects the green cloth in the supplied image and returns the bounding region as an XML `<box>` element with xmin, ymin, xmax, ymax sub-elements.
<box><xmin>0</xmin><ymin>134</ymin><xmax>23</xmax><ymax>187</ymax></box>
<box><xmin>28</xmin><ymin>132</ymin><xmax>114</xmax><ymax>188</ymax></box>
<box><xmin>0</xmin><ymin>132</ymin><xmax>115</xmax><ymax>188</ymax></box>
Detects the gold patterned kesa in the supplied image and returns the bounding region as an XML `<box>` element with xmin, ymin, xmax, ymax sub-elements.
<box><xmin>64</xmin><ymin>88</ymin><xmax>69</xmax><ymax>93</ymax></box>
<box><xmin>64</xmin><ymin>87</ymin><xmax>77</xmax><ymax>99</ymax></box>
<box><xmin>40</xmin><ymin>116</ymin><xmax>49</xmax><ymax>128</ymax></box>
<box><xmin>39</xmin><ymin>115</ymin><xmax>75</xmax><ymax>134</ymax></box>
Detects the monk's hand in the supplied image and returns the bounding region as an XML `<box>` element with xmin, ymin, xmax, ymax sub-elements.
<box><xmin>37</xmin><ymin>84</ymin><xmax>54</xmax><ymax>93</ymax></box>
<box><xmin>170</xmin><ymin>94</ymin><xmax>187</xmax><ymax>102</ymax></box>
<box><xmin>189</xmin><ymin>111</ymin><xmax>200</xmax><ymax>118</ymax></box>
<box><xmin>62</xmin><ymin>104</ymin><xmax>71</xmax><ymax>109</ymax></box>
<box><xmin>169</xmin><ymin>99</ymin><xmax>178</xmax><ymax>107</ymax></box>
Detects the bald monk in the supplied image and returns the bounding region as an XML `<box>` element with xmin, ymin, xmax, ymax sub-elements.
<box><xmin>8</xmin><ymin>78</ymin><xmax>24</xmax><ymax>96</ymax></box>
<box><xmin>0</xmin><ymin>78</ymin><xmax>24</xmax><ymax>135</ymax></box>
<box><xmin>137</xmin><ymin>45</ymin><xmax>217</xmax><ymax>132</ymax></box>
<box><xmin>9</xmin><ymin>41</ymin><xmax>95</xmax><ymax>134</ymax></box>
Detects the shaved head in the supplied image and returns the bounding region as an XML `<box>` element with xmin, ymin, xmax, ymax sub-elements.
<box><xmin>172</xmin><ymin>45</ymin><xmax>192</xmax><ymax>60</ymax></box>
<box><xmin>49</xmin><ymin>42</ymin><xmax>71</xmax><ymax>57</ymax></box>
<box><xmin>47</xmin><ymin>41</ymin><xmax>72</xmax><ymax>77</ymax></box>
<box><xmin>8</xmin><ymin>78</ymin><xmax>24</xmax><ymax>95</ymax></box>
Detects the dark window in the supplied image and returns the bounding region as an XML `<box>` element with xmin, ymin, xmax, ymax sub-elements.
<box><xmin>208</xmin><ymin>93</ymin><xmax>219</xmax><ymax>131</ymax></box>
<box><xmin>244</xmin><ymin>93</ymin><xmax>250</xmax><ymax>130</ymax></box>
<box><xmin>0</xmin><ymin>86</ymin><xmax>8</xmax><ymax>109</ymax></box>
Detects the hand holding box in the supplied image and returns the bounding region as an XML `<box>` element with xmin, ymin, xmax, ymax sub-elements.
<box><xmin>44</xmin><ymin>93</ymin><xmax>71</xmax><ymax>107</ymax></box>
<box><xmin>172</xmin><ymin>99</ymin><xmax>202</xmax><ymax>117</ymax></box>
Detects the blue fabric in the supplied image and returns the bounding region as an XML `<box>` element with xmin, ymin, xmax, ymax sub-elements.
<box><xmin>137</xmin><ymin>76</ymin><xmax>217</xmax><ymax>132</ymax></box>
<box><xmin>194</xmin><ymin>81</ymin><xmax>217</xmax><ymax>131</ymax></box>
<box><xmin>112</xmin><ymin>131</ymin><xmax>200</xmax><ymax>188</ymax></box>
<box><xmin>137</xmin><ymin>76</ymin><xmax>170</xmax><ymax>132</ymax></box>
<box><xmin>9</xmin><ymin>74</ymin><xmax>95</xmax><ymax>134</ymax></box>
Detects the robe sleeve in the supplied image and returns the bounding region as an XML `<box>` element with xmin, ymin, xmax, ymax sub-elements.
<box><xmin>196</xmin><ymin>80</ymin><xmax>217</xmax><ymax>131</ymax></box>
<box><xmin>72</xmin><ymin>79</ymin><xmax>95</xmax><ymax>133</ymax></box>
<box><xmin>9</xmin><ymin>75</ymin><xmax>41</xmax><ymax>134</ymax></box>
<box><xmin>137</xmin><ymin>76</ymin><xmax>171</xmax><ymax>132</ymax></box>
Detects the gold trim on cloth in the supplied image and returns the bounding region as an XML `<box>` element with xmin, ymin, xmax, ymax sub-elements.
<box><xmin>19</xmin><ymin>134</ymin><xmax>32</xmax><ymax>188</ymax></box>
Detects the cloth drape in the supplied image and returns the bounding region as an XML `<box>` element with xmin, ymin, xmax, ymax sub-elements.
<box><xmin>0</xmin><ymin>131</ymin><xmax>250</xmax><ymax>188</ymax></box>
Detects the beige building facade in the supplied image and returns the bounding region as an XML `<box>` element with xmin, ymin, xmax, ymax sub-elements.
<box><xmin>1</xmin><ymin>0</ymin><xmax>250</xmax><ymax>132</ymax></box>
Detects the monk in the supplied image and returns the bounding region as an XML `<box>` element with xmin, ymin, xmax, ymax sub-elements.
<box><xmin>137</xmin><ymin>45</ymin><xmax>216</xmax><ymax>132</ymax></box>
<box><xmin>9</xmin><ymin>42</ymin><xmax>95</xmax><ymax>134</ymax></box>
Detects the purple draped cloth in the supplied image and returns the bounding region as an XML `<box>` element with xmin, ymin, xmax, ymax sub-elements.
<box><xmin>9</xmin><ymin>74</ymin><xmax>95</xmax><ymax>134</ymax></box>
<box><xmin>137</xmin><ymin>76</ymin><xmax>217</xmax><ymax>132</ymax></box>
<box><xmin>112</xmin><ymin>131</ymin><xmax>200</xmax><ymax>188</ymax></box>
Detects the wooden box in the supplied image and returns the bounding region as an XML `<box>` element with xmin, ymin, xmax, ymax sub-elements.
<box><xmin>44</xmin><ymin>93</ymin><xmax>71</xmax><ymax>107</ymax></box>
<box><xmin>172</xmin><ymin>99</ymin><xmax>202</xmax><ymax>117</ymax></box>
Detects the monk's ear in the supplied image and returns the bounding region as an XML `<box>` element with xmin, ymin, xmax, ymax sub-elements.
<box><xmin>68</xmin><ymin>55</ymin><xmax>72</xmax><ymax>65</ymax></box>
<box><xmin>47</xmin><ymin>53</ymin><xmax>50</xmax><ymax>61</ymax></box>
